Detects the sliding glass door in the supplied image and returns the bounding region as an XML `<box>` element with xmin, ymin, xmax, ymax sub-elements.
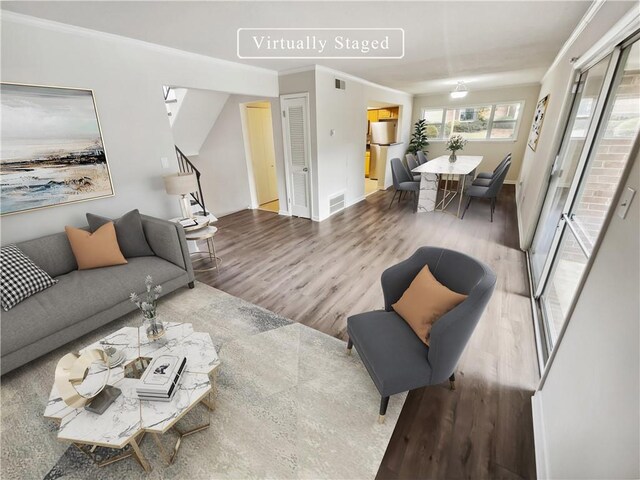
<box><xmin>529</xmin><ymin>56</ymin><xmax>611</xmax><ymax>286</ymax></box>
<box><xmin>531</xmin><ymin>35</ymin><xmax>640</xmax><ymax>358</ymax></box>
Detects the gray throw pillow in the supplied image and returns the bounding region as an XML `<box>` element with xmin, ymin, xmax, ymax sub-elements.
<box><xmin>86</xmin><ymin>209</ymin><xmax>154</xmax><ymax>258</ymax></box>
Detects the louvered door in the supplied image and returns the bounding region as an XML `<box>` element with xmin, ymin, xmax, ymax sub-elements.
<box><xmin>281</xmin><ymin>95</ymin><xmax>311</xmax><ymax>218</ymax></box>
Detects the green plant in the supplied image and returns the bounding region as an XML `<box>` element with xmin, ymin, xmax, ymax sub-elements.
<box><xmin>407</xmin><ymin>119</ymin><xmax>430</xmax><ymax>154</ymax></box>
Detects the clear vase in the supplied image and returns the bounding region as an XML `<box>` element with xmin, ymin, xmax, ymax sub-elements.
<box><xmin>449</xmin><ymin>152</ymin><xmax>457</xmax><ymax>163</ymax></box>
<box><xmin>144</xmin><ymin>315</ymin><xmax>165</xmax><ymax>341</ymax></box>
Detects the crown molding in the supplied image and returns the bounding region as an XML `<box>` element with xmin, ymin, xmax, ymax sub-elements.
<box><xmin>0</xmin><ymin>10</ymin><xmax>279</xmax><ymax>77</ymax></box>
<box><xmin>541</xmin><ymin>0</ymin><xmax>607</xmax><ymax>83</ymax></box>
<box><xmin>314</xmin><ymin>65</ymin><xmax>412</xmax><ymax>97</ymax></box>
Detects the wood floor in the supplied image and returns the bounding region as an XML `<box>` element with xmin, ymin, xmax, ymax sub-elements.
<box><xmin>196</xmin><ymin>186</ymin><xmax>539</xmax><ymax>479</ymax></box>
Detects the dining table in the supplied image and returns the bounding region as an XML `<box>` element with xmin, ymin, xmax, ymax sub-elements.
<box><xmin>412</xmin><ymin>155</ymin><xmax>483</xmax><ymax>218</ymax></box>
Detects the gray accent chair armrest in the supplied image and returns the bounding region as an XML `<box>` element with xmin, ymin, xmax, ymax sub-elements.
<box><xmin>347</xmin><ymin>247</ymin><xmax>496</xmax><ymax>422</ymax></box>
<box><xmin>140</xmin><ymin>215</ymin><xmax>195</xmax><ymax>284</ymax></box>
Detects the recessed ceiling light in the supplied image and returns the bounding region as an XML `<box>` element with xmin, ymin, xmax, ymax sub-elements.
<box><xmin>450</xmin><ymin>81</ymin><xmax>469</xmax><ymax>99</ymax></box>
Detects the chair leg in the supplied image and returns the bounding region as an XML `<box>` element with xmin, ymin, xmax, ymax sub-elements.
<box><xmin>388</xmin><ymin>190</ymin><xmax>398</xmax><ymax>209</ymax></box>
<box><xmin>379</xmin><ymin>396</ymin><xmax>390</xmax><ymax>424</ymax></box>
<box><xmin>346</xmin><ymin>338</ymin><xmax>353</xmax><ymax>355</ymax></box>
<box><xmin>461</xmin><ymin>197</ymin><xmax>473</xmax><ymax>219</ymax></box>
<box><xmin>449</xmin><ymin>373</ymin><xmax>456</xmax><ymax>390</ymax></box>
<box><xmin>490</xmin><ymin>197</ymin><xmax>495</xmax><ymax>222</ymax></box>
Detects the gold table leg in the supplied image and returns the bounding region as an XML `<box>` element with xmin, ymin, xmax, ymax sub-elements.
<box><xmin>72</xmin><ymin>432</ymin><xmax>150</xmax><ymax>472</ymax></box>
<box><xmin>151</xmin><ymin>390</ymin><xmax>214</xmax><ymax>466</ymax></box>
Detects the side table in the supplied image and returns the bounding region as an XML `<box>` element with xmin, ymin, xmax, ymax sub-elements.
<box><xmin>184</xmin><ymin>226</ymin><xmax>221</xmax><ymax>272</ymax></box>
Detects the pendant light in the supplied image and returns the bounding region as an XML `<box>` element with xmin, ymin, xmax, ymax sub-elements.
<box><xmin>450</xmin><ymin>81</ymin><xmax>469</xmax><ymax>99</ymax></box>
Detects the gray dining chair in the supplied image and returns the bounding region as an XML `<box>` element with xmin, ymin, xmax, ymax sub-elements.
<box><xmin>404</xmin><ymin>153</ymin><xmax>421</xmax><ymax>181</ymax></box>
<box><xmin>472</xmin><ymin>153</ymin><xmax>512</xmax><ymax>187</ymax></box>
<box><xmin>390</xmin><ymin>157</ymin><xmax>420</xmax><ymax>211</ymax></box>
<box><xmin>416</xmin><ymin>150</ymin><xmax>428</xmax><ymax>165</ymax></box>
<box><xmin>346</xmin><ymin>247</ymin><xmax>496</xmax><ymax>422</ymax></box>
<box><xmin>463</xmin><ymin>160</ymin><xmax>511</xmax><ymax>222</ymax></box>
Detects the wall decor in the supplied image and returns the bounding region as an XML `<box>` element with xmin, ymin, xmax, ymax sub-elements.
<box><xmin>528</xmin><ymin>94</ymin><xmax>549</xmax><ymax>152</ymax></box>
<box><xmin>0</xmin><ymin>83</ymin><xmax>113</xmax><ymax>216</ymax></box>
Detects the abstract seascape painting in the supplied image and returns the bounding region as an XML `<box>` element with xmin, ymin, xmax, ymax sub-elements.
<box><xmin>1</xmin><ymin>83</ymin><xmax>113</xmax><ymax>215</ymax></box>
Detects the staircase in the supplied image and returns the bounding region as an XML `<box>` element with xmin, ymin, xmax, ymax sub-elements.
<box><xmin>175</xmin><ymin>145</ymin><xmax>208</xmax><ymax>216</ymax></box>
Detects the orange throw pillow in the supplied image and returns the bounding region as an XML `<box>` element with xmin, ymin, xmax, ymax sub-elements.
<box><xmin>65</xmin><ymin>222</ymin><xmax>127</xmax><ymax>270</ymax></box>
<box><xmin>392</xmin><ymin>265</ymin><xmax>467</xmax><ymax>345</ymax></box>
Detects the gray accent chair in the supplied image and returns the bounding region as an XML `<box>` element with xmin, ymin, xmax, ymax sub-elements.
<box><xmin>346</xmin><ymin>247</ymin><xmax>496</xmax><ymax>422</ymax></box>
<box><xmin>389</xmin><ymin>157</ymin><xmax>420</xmax><ymax>211</ymax></box>
<box><xmin>463</xmin><ymin>160</ymin><xmax>511</xmax><ymax>222</ymax></box>
<box><xmin>404</xmin><ymin>153</ymin><xmax>421</xmax><ymax>181</ymax></box>
<box><xmin>416</xmin><ymin>150</ymin><xmax>428</xmax><ymax>165</ymax></box>
<box><xmin>1</xmin><ymin>215</ymin><xmax>195</xmax><ymax>375</ymax></box>
<box><xmin>472</xmin><ymin>153</ymin><xmax>512</xmax><ymax>187</ymax></box>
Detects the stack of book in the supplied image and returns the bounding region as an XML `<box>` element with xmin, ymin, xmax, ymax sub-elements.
<box><xmin>136</xmin><ymin>355</ymin><xmax>186</xmax><ymax>402</ymax></box>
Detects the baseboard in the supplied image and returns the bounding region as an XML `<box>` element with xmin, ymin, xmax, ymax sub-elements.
<box><xmin>504</xmin><ymin>179</ymin><xmax>517</xmax><ymax>185</ymax></box>
<box><xmin>346</xmin><ymin>195</ymin><xmax>366</xmax><ymax>207</ymax></box>
<box><xmin>531</xmin><ymin>392</ymin><xmax>548</xmax><ymax>479</ymax></box>
<box><xmin>515</xmin><ymin>181</ymin><xmax>526</xmax><ymax>251</ymax></box>
<box><xmin>278</xmin><ymin>210</ymin><xmax>291</xmax><ymax>216</ymax></box>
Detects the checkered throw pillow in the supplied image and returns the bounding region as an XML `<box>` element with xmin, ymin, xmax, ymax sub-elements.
<box><xmin>1</xmin><ymin>245</ymin><xmax>58</xmax><ymax>311</ymax></box>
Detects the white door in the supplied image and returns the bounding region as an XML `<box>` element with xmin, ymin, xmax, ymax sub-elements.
<box><xmin>281</xmin><ymin>95</ymin><xmax>311</xmax><ymax>218</ymax></box>
<box><xmin>247</xmin><ymin>106</ymin><xmax>278</xmax><ymax>205</ymax></box>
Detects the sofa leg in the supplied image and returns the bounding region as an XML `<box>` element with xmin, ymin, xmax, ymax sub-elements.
<box><xmin>379</xmin><ymin>396</ymin><xmax>389</xmax><ymax>424</ymax></box>
<box><xmin>188</xmin><ymin>281</ymin><xmax>195</xmax><ymax>289</ymax></box>
<box><xmin>449</xmin><ymin>372</ymin><xmax>456</xmax><ymax>390</ymax></box>
<box><xmin>347</xmin><ymin>338</ymin><xmax>353</xmax><ymax>355</ymax></box>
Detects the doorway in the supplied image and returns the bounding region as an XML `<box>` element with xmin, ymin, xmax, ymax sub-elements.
<box><xmin>243</xmin><ymin>101</ymin><xmax>279</xmax><ymax>213</ymax></box>
<box><xmin>366</xmin><ymin>104</ymin><xmax>400</xmax><ymax>196</ymax></box>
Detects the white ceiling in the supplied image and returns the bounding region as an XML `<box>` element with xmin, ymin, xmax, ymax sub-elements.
<box><xmin>2</xmin><ymin>1</ymin><xmax>596</xmax><ymax>94</ymax></box>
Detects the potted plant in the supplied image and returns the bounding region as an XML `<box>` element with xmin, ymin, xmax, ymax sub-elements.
<box><xmin>407</xmin><ymin>119</ymin><xmax>429</xmax><ymax>154</ymax></box>
<box><xmin>130</xmin><ymin>275</ymin><xmax>165</xmax><ymax>341</ymax></box>
<box><xmin>446</xmin><ymin>134</ymin><xmax>468</xmax><ymax>163</ymax></box>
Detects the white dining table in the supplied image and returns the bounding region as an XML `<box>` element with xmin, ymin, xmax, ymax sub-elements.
<box><xmin>412</xmin><ymin>155</ymin><xmax>483</xmax><ymax>218</ymax></box>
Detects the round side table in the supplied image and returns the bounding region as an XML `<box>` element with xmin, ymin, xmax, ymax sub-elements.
<box><xmin>184</xmin><ymin>226</ymin><xmax>221</xmax><ymax>272</ymax></box>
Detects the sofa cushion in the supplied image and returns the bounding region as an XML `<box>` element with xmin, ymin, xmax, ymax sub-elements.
<box><xmin>1</xmin><ymin>245</ymin><xmax>58</xmax><ymax>311</ymax></box>
<box><xmin>1</xmin><ymin>256</ymin><xmax>186</xmax><ymax>356</ymax></box>
<box><xmin>347</xmin><ymin>310</ymin><xmax>432</xmax><ymax>397</ymax></box>
<box><xmin>87</xmin><ymin>209</ymin><xmax>154</xmax><ymax>258</ymax></box>
<box><xmin>16</xmin><ymin>232</ymin><xmax>78</xmax><ymax>278</ymax></box>
<box><xmin>65</xmin><ymin>223</ymin><xmax>128</xmax><ymax>270</ymax></box>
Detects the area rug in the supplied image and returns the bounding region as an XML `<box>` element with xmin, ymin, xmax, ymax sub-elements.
<box><xmin>0</xmin><ymin>282</ymin><xmax>405</xmax><ymax>479</ymax></box>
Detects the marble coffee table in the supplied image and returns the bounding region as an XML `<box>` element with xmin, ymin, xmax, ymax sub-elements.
<box><xmin>44</xmin><ymin>322</ymin><xmax>220</xmax><ymax>472</ymax></box>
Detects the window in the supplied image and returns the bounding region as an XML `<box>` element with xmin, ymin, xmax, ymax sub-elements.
<box><xmin>422</xmin><ymin>102</ymin><xmax>524</xmax><ymax>141</ymax></box>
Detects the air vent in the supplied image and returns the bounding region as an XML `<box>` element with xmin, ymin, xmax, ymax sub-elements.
<box><xmin>334</xmin><ymin>78</ymin><xmax>346</xmax><ymax>90</ymax></box>
<box><xmin>329</xmin><ymin>192</ymin><xmax>345</xmax><ymax>215</ymax></box>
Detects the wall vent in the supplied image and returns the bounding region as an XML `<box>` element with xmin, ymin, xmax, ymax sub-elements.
<box><xmin>334</xmin><ymin>78</ymin><xmax>346</xmax><ymax>90</ymax></box>
<box><xmin>329</xmin><ymin>192</ymin><xmax>345</xmax><ymax>215</ymax></box>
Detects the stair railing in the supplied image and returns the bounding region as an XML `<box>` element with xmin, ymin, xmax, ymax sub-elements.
<box><xmin>174</xmin><ymin>145</ymin><xmax>208</xmax><ymax>216</ymax></box>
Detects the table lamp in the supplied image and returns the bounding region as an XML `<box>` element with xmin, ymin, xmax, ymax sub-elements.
<box><xmin>163</xmin><ymin>172</ymin><xmax>198</xmax><ymax>219</ymax></box>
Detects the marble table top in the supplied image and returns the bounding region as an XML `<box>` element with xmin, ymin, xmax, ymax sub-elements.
<box><xmin>412</xmin><ymin>155</ymin><xmax>483</xmax><ymax>175</ymax></box>
<box><xmin>45</xmin><ymin>322</ymin><xmax>220</xmax><ymax>448</ymax></box>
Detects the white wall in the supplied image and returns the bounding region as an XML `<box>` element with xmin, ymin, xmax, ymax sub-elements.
<box><xmin>279</xmin><ymin>67</ymin><xmax>413</xmax><ymax>221</ymax></box>
<box><xmin>194</xmin><ymin>95</ymin><xmax>285</xmax><ymax>218</ymax></box>
<box><xmin>316</xmin><ymin>67</ymin><xmax>413</xmax><ymax>220</ymax></box>
<box><xmin>532</xmin><ymin>150</ymin><xmax>639</xmax><ymax>479</ymax></box>
<box><xmin>516</xmin><ymin>1</ymin><xmax>638</xmax><ymax>249</ymax></box>
<box><xmin>0</xmin><ymin>13</ymin><xmax>278</xmax><ymax>244</ymax></box>
<box><xmin>412</xmin><ymin>84</ymin><xmax>541</xmax><ymax>183</ymax></box>
<box><xmin>170</xmin><ymin>88</ymin><xmax>229</xmax><ymax>156</ymax></box>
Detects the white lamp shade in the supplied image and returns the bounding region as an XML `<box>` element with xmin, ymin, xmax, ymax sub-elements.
<box><xmin>163</xmin><ymin>172</ymin><xmax>198</xmax><ymax>195</ymax></box>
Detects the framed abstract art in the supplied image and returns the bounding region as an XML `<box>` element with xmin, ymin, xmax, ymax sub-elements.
<box><xmin>0</xmin><ymin>83</ymin><xmax>114</xmax><ymax>216</ymax></box>
<box><xmin>528</xmin><ymin>94</ymin><xmax>549</xmax><ymax>152</ymax></box>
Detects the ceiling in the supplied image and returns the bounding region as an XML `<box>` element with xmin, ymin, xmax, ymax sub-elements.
<box><xmin>2</xmin><ymin>1</ymin><xmax>595</xmax><ymax>94</ymax></box>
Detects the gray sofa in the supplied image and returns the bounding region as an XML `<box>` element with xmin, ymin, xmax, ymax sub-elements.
<box><xmin>1</xmin><ymin>215</ymin><xmax>195</xmax><ymax>375</ymax></box>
